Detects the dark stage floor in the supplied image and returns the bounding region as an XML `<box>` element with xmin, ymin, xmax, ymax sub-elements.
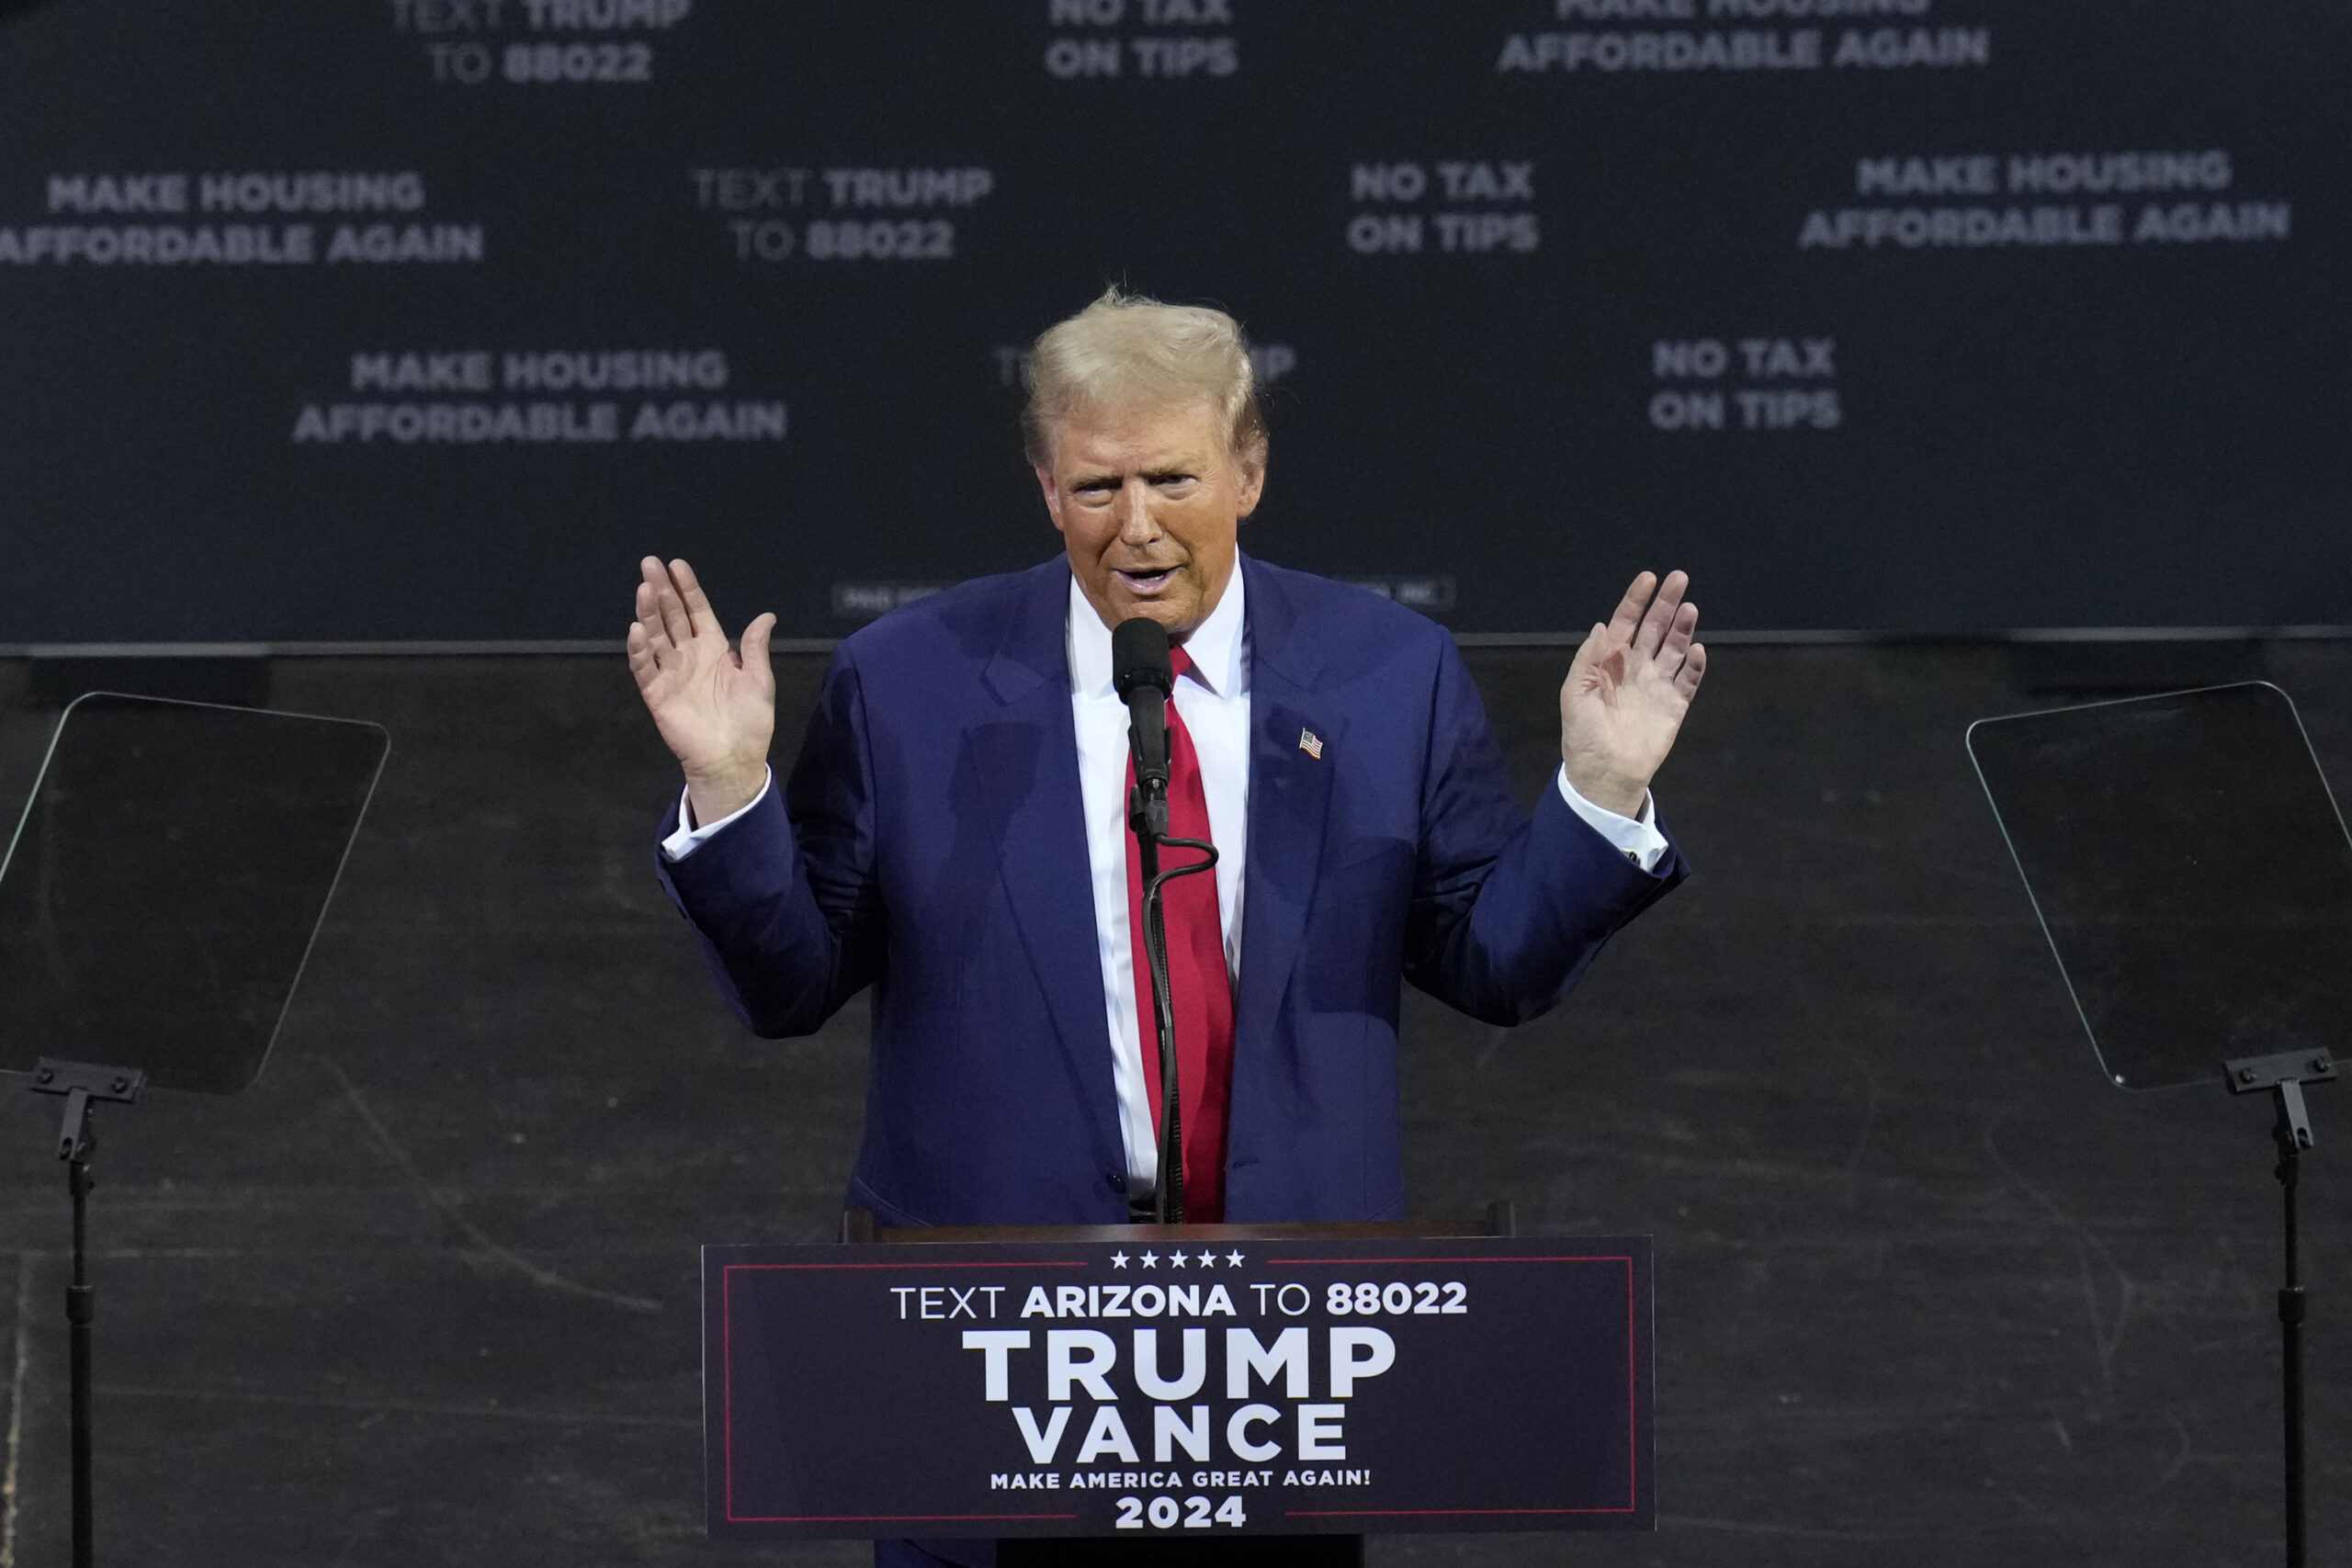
<box><xmin>0</xmin><ymin>640</ymin><xmax>2342</xmax><ymax>1566</ymax></box>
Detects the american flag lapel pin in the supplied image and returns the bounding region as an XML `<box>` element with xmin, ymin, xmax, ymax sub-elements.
<box><xmin>1298</xmin><ymin>728</ymin><xmax>1325</xmax><ymax>761</ymax></box>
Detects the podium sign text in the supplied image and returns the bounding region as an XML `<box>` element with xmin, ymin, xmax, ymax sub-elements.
<box><xmin>704</xmin><ymin>1235</ymin><xmax>1652</xmax><ymax>1540</ymax></box>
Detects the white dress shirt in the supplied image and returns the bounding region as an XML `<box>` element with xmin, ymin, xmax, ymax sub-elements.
<box><xmin>661</xmin><ymin>569</ymin><xmax>1670</xmax><ymax>1191</ymax></box>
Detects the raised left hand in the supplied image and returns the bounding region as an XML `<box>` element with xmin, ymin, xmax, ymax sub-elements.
<box><xmin>1558</xmin><ymin>570</ymin><xmax>1707</xmax><ymax>818</ymax></box>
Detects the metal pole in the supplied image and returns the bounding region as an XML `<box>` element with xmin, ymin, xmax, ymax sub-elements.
<box><xmin>68</xmin><ymin>1150</ymin><xmax>95</xmax><ymax>1568</ymax></box>
<box><xmin>2275</xmin><ymin>1099</ymin><xmax>2304</xmax><ymax>1568</ymax></box>
<box><xmin>2225</xmin><ymin>1056</ymin><xmax>2327</xmax><ymax>1568</ymax></box>
<box><xmin>27</xmin><ymin>1063</ymin><xmax>143</xmax><ymax>1568</ymax></box>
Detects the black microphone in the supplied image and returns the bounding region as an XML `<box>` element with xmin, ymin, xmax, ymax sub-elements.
<box><xmin>1113</xmin><ymin>614</ymin><xmax>1183</xmax><ymax>1221</ymax></box>
<box><xmin>1113</xmin><ymin>616</ymin><xmax>1174</xmax><ymax>838</ymax></box>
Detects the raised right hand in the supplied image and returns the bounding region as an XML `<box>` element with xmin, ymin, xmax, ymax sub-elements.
<box><xmin>627</xmin><ymin>556</ymin><xmax>777</xmax><ymax>828</ymax></box>
<box><xmin>1557</xmin><ymin>570</ymin><xmax>1705</xmax><ymax>818</ymax></box>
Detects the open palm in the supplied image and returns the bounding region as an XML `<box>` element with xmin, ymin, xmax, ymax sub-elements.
<box><xmin>1559</xmin><ymin>570</ymin><xmax>1707</xmax><ymax>818</ymax></box>
<box><xmin>626</xmin><ymin>557</ymin><xmax>777</xmax><ymax>827</ymax></box>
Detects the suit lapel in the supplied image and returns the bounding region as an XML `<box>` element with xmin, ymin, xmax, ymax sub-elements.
<box><xmin>970</xmin><ymin>564</ymin><xmax>1124</xmax><ymax>1163</ymax></box>
<box><xmin>1235</xmin><ymin>556</ymin><xmax>1336</xmax><ymax>1037</ymax></box>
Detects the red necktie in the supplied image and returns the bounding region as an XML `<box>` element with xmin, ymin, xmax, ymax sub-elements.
<box><xmin>1125</xmin><ymin>647</ymin><xmax>1235</xmax><ymax>1223</ymax></box>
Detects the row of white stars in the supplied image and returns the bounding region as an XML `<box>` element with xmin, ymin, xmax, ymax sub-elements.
<box><xmin>1108</xmin><ymin>1249</ymin><xmax>1245</xmax><ymax>1269</ymax></box>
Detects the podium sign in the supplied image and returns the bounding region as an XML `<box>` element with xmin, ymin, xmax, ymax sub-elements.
<box><xmin>704</xmin><ymin>1235</ymin><xmax>1653</xmax><ymax>1540</ymax></box>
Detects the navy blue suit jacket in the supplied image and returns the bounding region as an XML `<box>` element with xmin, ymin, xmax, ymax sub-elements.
<box><xmin>656</xmin><ymin>554</ymin><xmax>1687</xmax><ymax>1226</ymax></box>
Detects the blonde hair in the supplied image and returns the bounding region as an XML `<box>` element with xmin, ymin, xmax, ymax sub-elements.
<box><xmin>1021</xmin><ymin>288</ymin><xmax>1267</xmax><ymax>470</ymax></box>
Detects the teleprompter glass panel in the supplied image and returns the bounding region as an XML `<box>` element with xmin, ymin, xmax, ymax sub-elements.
<box><xmin>0</xmin><ymin>693</ymin><xmax>388</xmax><ymax>1094</ymax></box>
<box><xmin>1968</xmin><ymin>682</ymin><xmax>2352</xmax><ymax>1090</ymax></box>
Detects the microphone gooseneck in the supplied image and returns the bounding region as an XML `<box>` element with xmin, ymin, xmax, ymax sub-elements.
<box><xmin>1112</xmin><ymin>615</ymin><xmax>1215</xmax><ymax>1223</ymax></box>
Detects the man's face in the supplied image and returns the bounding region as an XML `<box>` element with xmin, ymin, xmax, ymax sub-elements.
<box><xmin>1035</xmin><ymin>397</ymin><xmax>1263</xmax><ymax>639</ymax></box>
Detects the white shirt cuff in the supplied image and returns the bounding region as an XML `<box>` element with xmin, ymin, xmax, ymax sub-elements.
<box><xmin>1555</xmin><ymin>766</ymin><xmax>1668</xmax><ymax>874</ymax></box>
<box><xmin>659</xmin><ymin>767</ymin><xmax>775</xmax><ymax>862</ymax></box>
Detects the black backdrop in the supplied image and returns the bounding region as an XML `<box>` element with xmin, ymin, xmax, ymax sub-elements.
<box><xmin>2</xmin><ymin>0</ymin><xmax>2345</xmax><ymax>644</ymax></box>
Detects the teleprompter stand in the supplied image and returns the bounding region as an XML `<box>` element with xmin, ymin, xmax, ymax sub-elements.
<box><xmin>0</xmin><ymin>693</ymin><xmax>388</xmax><ymax>1565</ymax></box>
<box><xmin>27</xmin><ymin>1060</ymin><xmax>144</xmax><ymax>1568</ymax></box>
<box><xmin>2223</xmin><ymin>1048</ymin><xmax>2337</xmax><ymax>1568</ymax></box>
<box><xmin>1971</xmin><ymin>681</ymin><xmax>2352</xmax><ymax>1568</ymax></box>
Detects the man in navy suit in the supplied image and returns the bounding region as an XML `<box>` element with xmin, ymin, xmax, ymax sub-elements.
<box><xmin>629</xmin><ymin>291</ymin><xmax>1705</xmax><ymax>1562</ymax></box>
